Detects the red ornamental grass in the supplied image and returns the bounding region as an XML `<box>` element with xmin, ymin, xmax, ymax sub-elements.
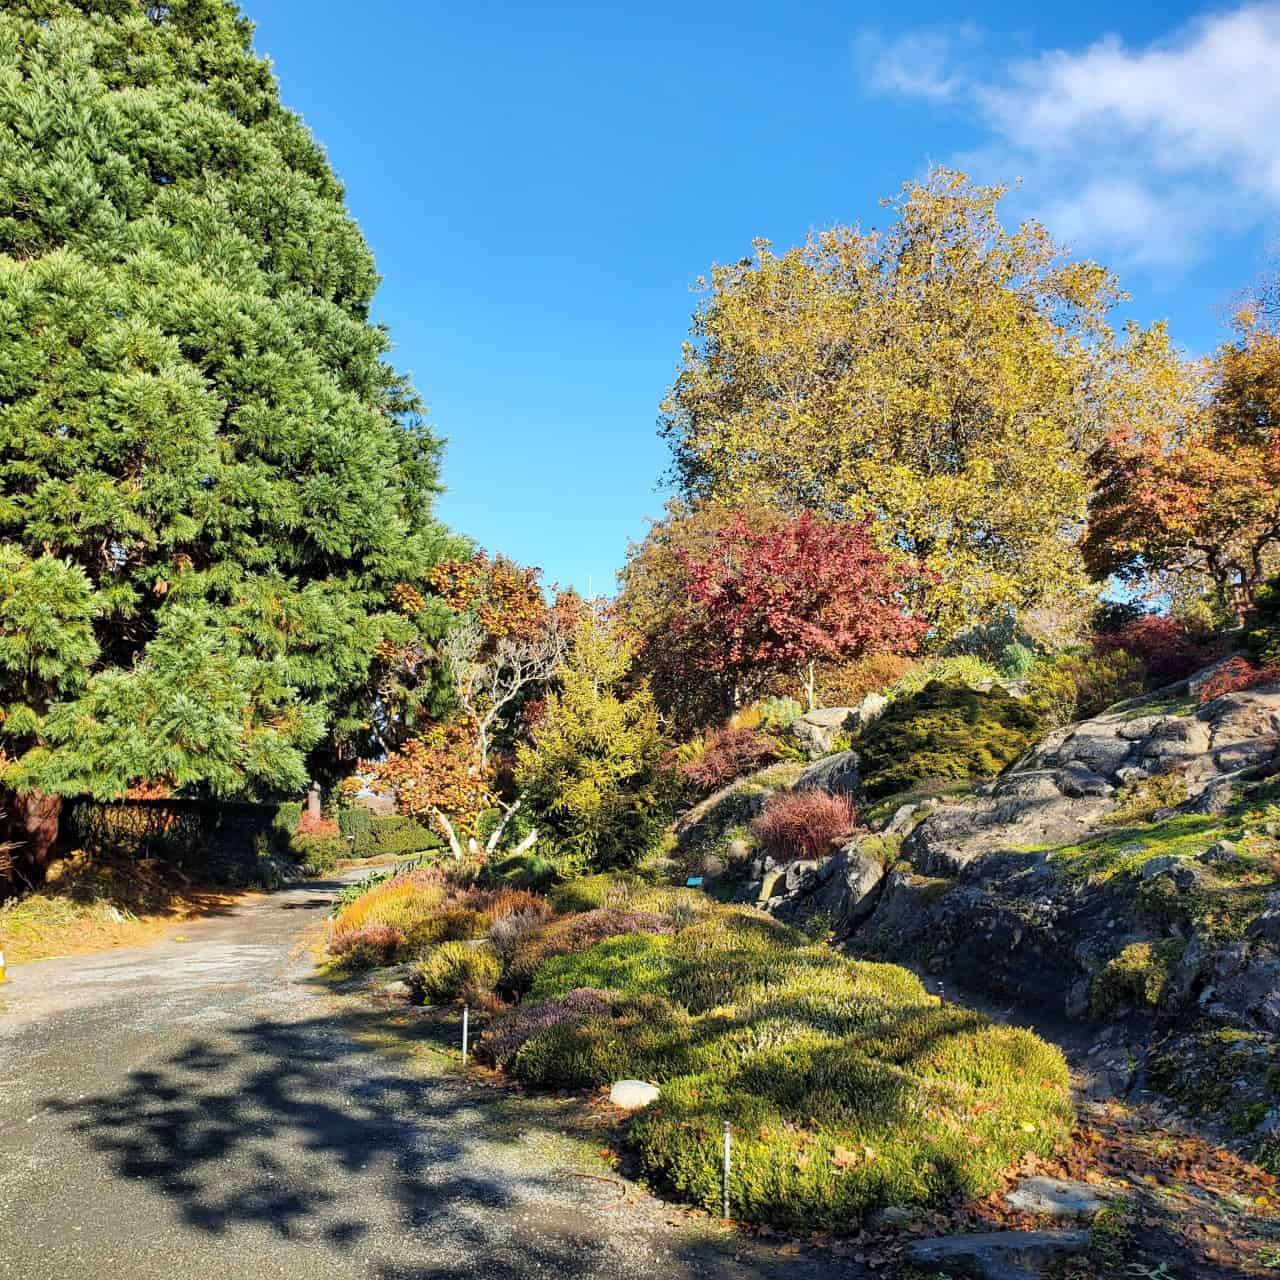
<box><xmin>1196</xmin><ymin>656</ymin><xmax>1280</xmax><ymax>705</ymax></box>
<box><xmin>751</xmin><ymin>789</ymin><xmax>858</xmax><ymax>862</ymax></box>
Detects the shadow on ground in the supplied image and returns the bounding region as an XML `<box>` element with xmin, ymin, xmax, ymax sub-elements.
<box><xmin>43</xmin><ymin>1008</ymin><xmax>862</xmax><ymax>1279</ymax></box>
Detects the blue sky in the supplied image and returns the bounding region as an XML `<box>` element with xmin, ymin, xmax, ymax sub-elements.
<box><xmin>249</xmin><ymin>1</ymin><xmax>1280</xmax><ymax>595</ymax></box>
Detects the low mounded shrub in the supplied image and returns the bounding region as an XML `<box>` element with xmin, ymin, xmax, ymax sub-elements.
<box><xmin>413</xmin><ymin>941</ymin><xmax>501</xmax><ymax>1005</ymax></box>
<box><xmin>477</xmin><ymin>987</ymin><xmax>616</xmax><ymax>1071</ymax></box>
<box><xmin>506</xmin><ymin>907</ymin><xmax>676</xmax><ymax>990</ymax></box>
<box><xmin>857</xmin><ymin>681</ymin><xmax>1043</xmax><ymax>801</ymax></box>
<box><xmin>494</xmin><ymin>905</ymin><xmax>1072</xmax><ymax>1227</ymax></box>
<box><xmin>290</xmin><ymin>832</ymin><xmax>347</xmax><ymax>874</ymax></box>
<box><xmin>1196</xmin><ymin>656</ymin><xmax>1280</xmax><ymax>705</ymax></box>
<box><xmin>681</xmin><ymin>727</ymin><xmax>782</xmax><ymax>793</ymax></box>
<box><xmin>1026</xmin><ymin>649</ymin><xmax>1146</xmax><ymax>727</ymax></box>
<box><xmin>758</xmin><ymin>696</ymin><xmax>803</xmax><ymax>732</ymax></box>
<box><xmin>329</xmin><ymin>922</ymin><xmax>405</xmax><ymax>969</ymax></box>
<box><xmin>751</xmin><ymin>790</ymin><xmax>857</xmax><ymax>862</ymax></box>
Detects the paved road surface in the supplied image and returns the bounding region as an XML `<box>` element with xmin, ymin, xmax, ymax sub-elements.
<box><xmin>0</xmin><ymin>875</ymin><xmax>854</xmax><ymax>1280</ymax></box>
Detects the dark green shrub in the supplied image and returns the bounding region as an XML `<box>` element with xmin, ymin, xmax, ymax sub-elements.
<box><xmin>290</xmin><ymin>833</ymin><xmax>346</xmax><ymax>874</ymax></box>
<box><xmin>350</xmin><ymin>814</ymin><xmax>441</xmax><ymax>859</ymax></box>
<box><xmin>858</xmin><ymin>681</ymin><xmax>1043</xmax><ymax>800</ymax></box>
<box><xmin>481</xmin><ymin>851</ymin><xmax>560</xmax><ymax>892</ymax></box>
<box><xmin>1246</xmin><ymin>576</ymin><xmax>1280</xmax><ymax>667</ymax></box>
<box><xmin>272</xmin><ymin>800</ymin><xmax>303</xmax><ymax>850</ymax></box>
<box><xmin>338</xmin><ymin>807</ymin><xmax>372</xmax><ymax>848</ymax></box>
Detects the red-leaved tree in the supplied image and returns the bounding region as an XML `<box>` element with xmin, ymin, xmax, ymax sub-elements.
<box><xmin>675</xmin><ymin>512</ymin><xmax>930</xmax><ymax>710</ymax></box>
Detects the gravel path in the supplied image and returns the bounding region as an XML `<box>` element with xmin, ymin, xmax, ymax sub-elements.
<box><xmin>0</xmin><ymin>874</ymin><xmax>857</xmax><ymax>1280</ymax></box>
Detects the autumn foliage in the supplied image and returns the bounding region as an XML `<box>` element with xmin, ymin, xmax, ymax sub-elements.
<box><xmin>679</xmin><ymin>726</ymin><xmax>782</xmax><ymax>793</ymax></box>
<box><xmin>675</xmin><ymin>512</ymin><xmax>928</xmax><ymax>706</ymax></box>
<box><xmin>1091</xmin><ymin>616</ymin><xmax>1222</xmax><ymax>686</ymax></box>
<box><xmin>371</xmin><ymin>722</ymin><xmax>492</xmax><ymax>840</ymax></box>
<box><xmin>1085</xmin><ymin>313</ymin><xmax>1280</xmax><ymax>620</ymax></box>
<box><xmin>751</xmin><ymin>789</ymin><xmax>858</xmax><ymax>862</ymax></box>
<box><xmin>1196</xmin><ymin>657</ymin><xmax>1280</xmax><ymax>705</ymax></box>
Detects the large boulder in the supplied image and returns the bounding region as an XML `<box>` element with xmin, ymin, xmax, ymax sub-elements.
<box><xmin>770</xmin><ymin>839</ymin><xmax>887</xmax><ymax>930</ymax></box>
<box><xmin>795</xmin><ymin>750</ymin><xmax>860</xmax><ymax>796</ymax></box>
<box><xmin>788</xmin><ymin>694</ymin><xmax>887</xmax><ymax>760</ymax></box>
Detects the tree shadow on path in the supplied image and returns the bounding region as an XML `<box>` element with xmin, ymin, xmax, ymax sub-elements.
<box><xmin>44</xmin><ymin>1009</ymin><xmax>863</xmax><ymax>1279</ymax></box>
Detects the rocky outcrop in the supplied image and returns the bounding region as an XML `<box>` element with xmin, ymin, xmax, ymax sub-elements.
<box><xmin>794</xmin><ymin>749</ymin><xmax>860</xmax><ymax>796</ymax></box>
<box><xmin>756</xmin><ymin>674</ymin><xmax>1280</xmax><ymax>1147</ymax></box>
<box><xmin>904</xmin><ymin>683</ymin><xmax>1280</xmax><ymax>876</ymax></box>
<box><xmin>770</xmin><ymin>839</ymin><xmax>888</xmax><ymax>929</ymax></box>
<box><xmin>788</xmin><ymin>694</ymin><xmax>887</xmax><ymax>759</ymax></box>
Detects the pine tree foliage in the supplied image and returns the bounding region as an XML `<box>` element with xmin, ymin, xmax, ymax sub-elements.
<box><xmin>0</xmin><ymin>1</ymin><xmax>460</xmax><ymax>799</ymax></box>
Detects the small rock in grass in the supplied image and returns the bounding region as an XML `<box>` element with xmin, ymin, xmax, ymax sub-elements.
<box><xmin>609</xmin><ymin>1079</ymin><xmax>660</xmax><ymax>1110</ymax></box>
<box><xmin>380</xmin><ymin>979</ymin><xmax>413</xmax><ymax>999</ymax></box>
<box><xmin>1003</xmin><ymin>1176</ymin><xmax>1108</xmax><ymax>1219</ymax></box>
<box><xmin>904</xmin><ymin>1229</ymin><xmax>1090</xmax><ymax>1280</ymax></box>
<box><xmin>1197</xmin><ymin>839</ymin><xmax>1241</xmax><ymax>866</ymax></box>
<box><xmin>871</xmin><ymin>1204</ymin><xmax>917</xmax><ymax>1227</ymax></box>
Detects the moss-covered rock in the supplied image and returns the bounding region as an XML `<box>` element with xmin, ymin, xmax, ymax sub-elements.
<box><xmin>858</xmin><ymin>681</ymin><xmax>1043</xmax><ymax>801</ymax></box>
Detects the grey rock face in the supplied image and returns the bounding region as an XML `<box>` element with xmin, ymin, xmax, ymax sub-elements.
<box><xmin>772</xmin><ymin>840</ymin><xmax>886</xmax><ymax>930</ymax></box>
<box><xmin>795</xmin><ymin>750</ymin><xmax>861</xmax><ymax>797</ymax></box>
<box><xmin>1003</xmin><ymin>1176</ymin><xmax>1108</xmax><ymax>1219</ymax></box>
<box><xmin>904</xmin><ymin>679</ymin><xmax>1280</xmax><ymax>875</ymax></box>
<box><xmin>904</xmin><ymin>1229</ymin><xmax>1090</xmax><ymax>1280</ymax></box>
<box><xmin>788</xmin><ymin>693</ymin><xmax>888</xmax><ymax>759</ymax></box>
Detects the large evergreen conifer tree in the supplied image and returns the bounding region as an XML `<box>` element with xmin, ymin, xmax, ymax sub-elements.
<box><xmin>0</xmin><ymin>0</ymin><xmax>458</xmax><ymax>879</ymax></box>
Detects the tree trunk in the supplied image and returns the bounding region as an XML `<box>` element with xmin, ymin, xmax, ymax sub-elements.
<box><xmin>3</xmin><ymin>789</ymin><xmax>63</xmax><ymax>893</ymax></box>
<box><xmin>804</xmin><ymin>660</ymin><xmax>816</xmax><ymax>712</ymax></box>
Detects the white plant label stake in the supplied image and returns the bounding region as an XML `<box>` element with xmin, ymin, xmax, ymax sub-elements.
<box><xmin>722</xmin><ymin>1120</ymin><xmax>731</xmax><ymax>1220</ymax></box>
<box><xmin>462</xmin><ymin>1004</ymin><xmax>469</xmax><ymax>1066</ymax></box>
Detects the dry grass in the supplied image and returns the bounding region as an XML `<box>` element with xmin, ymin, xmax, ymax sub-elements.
<box><xmin>0</xmin><ymin>849</ymin><xmax>250</xmax><ymax>963</ymax></box>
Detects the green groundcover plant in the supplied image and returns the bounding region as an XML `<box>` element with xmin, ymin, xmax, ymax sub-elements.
<box><xmin>477</xmin><ymin>895</ymin><xmax>1072</xmax><ymax>1228</ymax></box>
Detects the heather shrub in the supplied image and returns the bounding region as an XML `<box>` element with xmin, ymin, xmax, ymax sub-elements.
<box><xmin>549</xmin><ymin>872</ymin><xmax>645</xmax><ymax>913</ymax></box>
<box><xmin>858</xmin><ymin>681</ymin><xmax>1043</xmax><ymax>801</ymax></box>
<box><xmin>413</xmin><ymin>941</ymin><xmax>501</xmax><ymax>1005</ymax></box>
<box><xmin>489</xmin><ymin>909</ymin><xmax>547</xmax><ymax>966</ymax></box>
<box><xmin>528</xmin><ymin>932</ymin><xmax>675</xmax><ymax>1001</ymax></box>
<box><xmin>1093</xmin><ymin>615</ymin><xmax>1223</xmax><ymax>685</ymax></box>
<box><xmin>506</xmin><ymin>906</ymin><xmax>676</xmax><ymax>990</ymax></box>
<box><xmin>511</xmin><ymin>993</ymin><xmax>692</xmax><ymax>1088</ymax></box>
<box><xmin>1026</xmin><ymin>649</ymin><xmax>1146</xmax><ymax>727</ymax></box>
<box><xmin>1197</xmin><ymin>656</ymin><xmax>1280</xmax><ymax>705</ymax></box>
<box><xmin>751</xmin><ymin>790</ymin><xmax>857</xmax><ymax>862</ymax></box>
<box><xmin>328</xmin><ymin>922</ymin><xmax>406</xmax><ymax>969</ymax></box>
<box><xmin>333</xmin><ymin>870</ymin><xmax>449</xmax><ymax>934</ymax></box>
<box><xmin>477</xmin><ymin>988</ymin><xmax>616</xmax><ymax>1071</ymax></box>
<box><xmin>680</xmin><ymin>726</ymin><xmax>781</xmax><ymax>793</ymax></box>
<box><xmin>494</xmin><ymin>901</ymin><xmax>1072</xmax><ymax>1227</ymax></box>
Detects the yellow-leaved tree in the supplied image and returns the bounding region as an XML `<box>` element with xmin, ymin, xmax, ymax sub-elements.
<box><xmin>659</xmin><ymin>168</ymin><xmax>1182</xmax><ymax>641</ymax></box>
<box><xmin>515</xmin><ymin>610</ymin><xmax>670</xmax><ymax>872</ymax></box>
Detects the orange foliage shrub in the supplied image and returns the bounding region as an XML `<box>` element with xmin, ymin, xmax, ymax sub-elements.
<box><xmin>813</xmin><ymin>653</ymin><xmax>919</xmax><ymax>706</ymax></box>
<box><xmin>680</xmin><ymin>727</ymin><xmax>781</xmax><ymax>793</ymax></box>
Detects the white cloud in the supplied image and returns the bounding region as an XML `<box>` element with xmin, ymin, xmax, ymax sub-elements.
<box><xmin>854</xmin><ymin>28</ymin><xmax>970</xmax><ymax>101</ymax></box>
<box><xmin>858</xmin><ymin>5</ymin><xmax>1280</xmax><ymax>267</ymax></box>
